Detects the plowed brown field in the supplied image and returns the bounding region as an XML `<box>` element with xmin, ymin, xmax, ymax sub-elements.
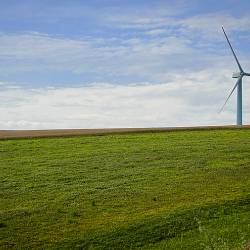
<box><xmin>0</xmin><ymin>125</ymin><xmax>249</xmax><ymax>139</ymax></box>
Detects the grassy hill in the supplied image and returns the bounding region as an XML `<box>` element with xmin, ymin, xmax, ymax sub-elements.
<box><xmin>0</xmin><ymin>129</ymin><xmax>250</xmax><ymax>249</ymax></box>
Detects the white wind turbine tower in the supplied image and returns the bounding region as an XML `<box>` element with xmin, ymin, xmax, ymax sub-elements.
<box><xmin>220</xmin><ymin>26</ymin><xmax>250</xmax><ymax>125</ymax></box>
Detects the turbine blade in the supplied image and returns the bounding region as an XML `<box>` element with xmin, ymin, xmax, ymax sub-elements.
<box><xmin>222</xmin><ymin>26</ymin><xmax>243</xmax><ymax>73</ymax></box>
<box><xmin>219</xmin><ymin>76</ymin><xmax>243</xmax><ymax>113</ymax></box>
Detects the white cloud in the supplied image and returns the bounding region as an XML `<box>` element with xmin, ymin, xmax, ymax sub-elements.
<box><xmin>144</xmin><ymin>29</ymin><xmax>167</xmax><ymax>36</ymax></box>
<box><xmin>178</xmin><ymin>13</ymin><xmax>250</xmax><ymax>40</ymax></box>
<box><xmin>0</xmin><ymin>33</ymin><xmax>92</xmax><ymax>73</ymax></box>
<box><xmin>1</xmin><ymin>68</ymin><xmax>249</xmax><ymax>130</ymax></box>
<box><xmin>0</xmin><ymin>9</ymin><xmax>249</xmax><ymax>83</ymax></box>
<box><xmin>0</xmin><ymin>32</ymin><xmax>197</xmax><ymax>82</ymax></box>
<box><xmin>109</xmin><ymin>11</ymin><xmax>250</xmax><ymax>40</ymax></box>
<box><xmin>4</xmin><ymin>12</ymin><xmax>250</xmax><ymax>83</ymax></box>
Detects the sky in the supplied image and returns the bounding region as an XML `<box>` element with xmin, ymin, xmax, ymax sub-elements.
<box><xmin>0</xmin><ymin>0</ymin><xmax>250</xmax><ymax>129</ymax></box>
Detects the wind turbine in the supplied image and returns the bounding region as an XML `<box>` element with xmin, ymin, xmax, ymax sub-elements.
<box><xmin>220</xmin><ymin>26</ymin><xmax>250</xmax><ymax>125</ymax></box>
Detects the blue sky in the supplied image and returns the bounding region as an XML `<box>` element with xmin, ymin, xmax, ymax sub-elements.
<box><xmin>0</xmin><ymin>0</ymin><xmax>250</xmax><ymax>129</ymax></box>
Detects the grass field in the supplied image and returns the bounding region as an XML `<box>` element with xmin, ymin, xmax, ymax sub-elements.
<box><xmin>0</xmin><ymin>129</ymin><xmax>250</xmax><ymax>249</ymax></box>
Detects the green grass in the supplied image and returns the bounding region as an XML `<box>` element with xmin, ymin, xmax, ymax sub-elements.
<box><xmin>0</xmin><ymin>129</ymin><xmax>250</xmax><ymax>249</ymax></box>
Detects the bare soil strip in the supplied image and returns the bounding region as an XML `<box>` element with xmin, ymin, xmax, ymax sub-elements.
<box><xmin>0</xmin><ymin>125</ymin><xmax>250</xmax><ymax>139</ymax></box>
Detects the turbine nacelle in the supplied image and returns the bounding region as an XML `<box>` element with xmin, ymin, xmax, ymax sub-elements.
<box><xmin>232</xmin><ymin>72</ymin><xmax>241</xmax><ymax>78</ymax></box>
<box><xmin>232</xmin><ymin>72</ymin><xmax>250</xmax><ymax>78</ymax></box>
